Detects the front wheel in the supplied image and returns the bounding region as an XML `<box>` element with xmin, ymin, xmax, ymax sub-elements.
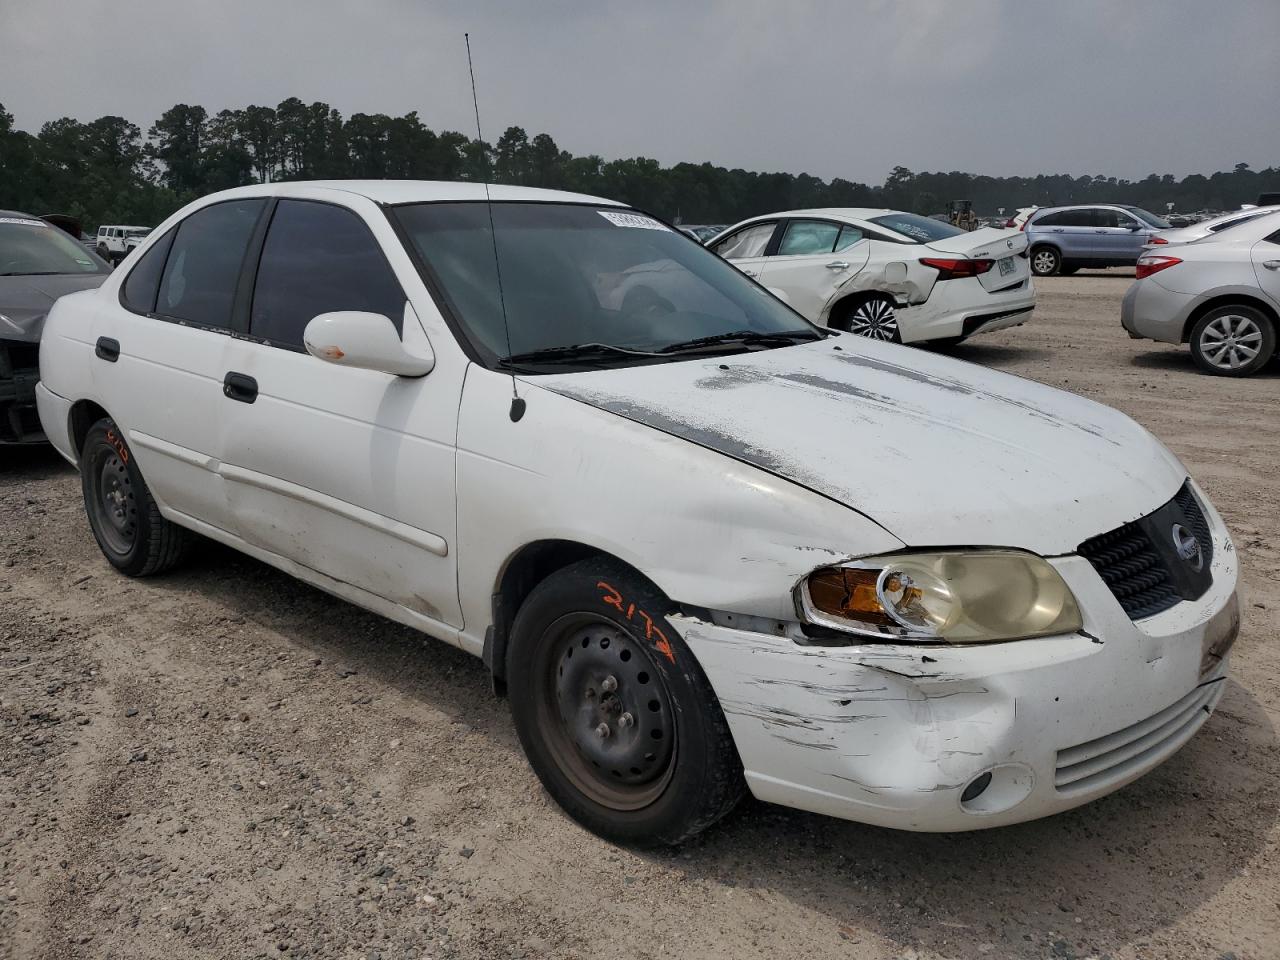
<box><xmin>80</xmin><ymin>418</ymin><xmax>189</xmax><ymax>576</ymax></box>
<box><xmin>507</xmin><ymin>558</ymin><xmax>745</xmax><ymax>846</ymax></box>
<box><xmin>1030</xmin><ymin>247</ymin><xmax>1061</xmax><ymax>276</ymax></box>
<box><xmin>1188</xmin><ymin>305</ymin><xmax>1275</xmax><ymax>377</ymax></box>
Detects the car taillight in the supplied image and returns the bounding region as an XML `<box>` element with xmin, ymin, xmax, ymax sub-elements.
<box><xmin>919</xmin><ymin>258</ymin><xmax>993</xmax><ymax>280</ymax></box>
<box><xmin>1004</xmin><ymin>218</ymin><xmax>1016</xmax><ymax>228</ymax></box>
<box><xmin>1148</xmin><ymin>236</ymin><xmax>1168</xmax><ymax>244</ymax></box>
<box><xmin>1135</xmin><ymin>255</ymin><xmax>1182</xmax><ymax>279</ymax></box>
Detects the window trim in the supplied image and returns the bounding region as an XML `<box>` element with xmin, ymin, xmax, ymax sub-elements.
<box><xmin>244</xmin><ymin>197</ymin><xmax>407</xmax><ymax>354</ymax></box>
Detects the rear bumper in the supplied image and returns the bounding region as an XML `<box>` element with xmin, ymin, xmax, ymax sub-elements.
<box><xmin>672</xmin><ymin>492</ymin><xmax>1238</xmax><ymax>832</ymax></box>
<box><xmin>34</xmin><ymin>382</ymin><xmax>77</xmax><ymax>464</ymax></box>
<box><xmin>1121</xmin><ymin>279</ymin><xmax>1198</xmax><ymax>343</ymax></box>
<box><xmin>899</xmin><ymin>276</ymin><xmax>1037</xmax><ymax>343</ymax></box>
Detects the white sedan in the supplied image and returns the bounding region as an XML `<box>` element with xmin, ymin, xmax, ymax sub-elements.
<box><xmin>37</xmin><ymin>181</ymin><xmax>1236</xmax><ymax>844</ymax></box>
<box><xmin>708</xmin><ymin>208</ymin><xmax>1036</xmax><ymax>345</ymax></box>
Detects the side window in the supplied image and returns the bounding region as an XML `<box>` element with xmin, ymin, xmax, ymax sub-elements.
<box><xmin>156</xmin><ymin>200</ymin><xmax>266</xmax><ymax>330</ymax></box>
<box><xmin>250</xmin><ymin>200</ymin><xmax>406</xmax><ymax>349</ymax></box>
<box><xmin>1033</xmin><ymin>211</ymin><xmax>1065</xmax><ymax>227</ymax></box>
<box><xmin>1263</xmin><ymin>230</ymin><xmax>1280</xmax><ymax>246</ymax></box>
<box><xmin>777</xmin><ymin>220</ymin><xmax>839</xmax><ymax>256</ymax></box>
<box><xmin>1059</xmin><ymin>209</ymin><xmax>1094</xmax><ymax>227</ymax></box>
<box><xmin>121</xmin><ymin>227</ymin><xmax>177</xmax><ymax>314</ymax></box>
<box><xmin>835</xmin><ymin>225</ymin><xmax>865</xmax><ymax>251</ymax></box>
<box><xmin>712</xmin><ymin>222</ymin><xmax>775</xmax><ymax>260</ymax></box>
<box><xmin>1092</xmin><ymin>209</ymin><xmax>1119</xmax><ymax>228</ymax></box>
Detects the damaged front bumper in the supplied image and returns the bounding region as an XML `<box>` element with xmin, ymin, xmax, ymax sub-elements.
<box><xmin>671</xmin><ymin>528</ymin><xmax>1238</xmax><ymax>832</ymax></box>
<box><xmin>0</xmin><ymin>339</ymin><xmax>45</xmax><ymax>444</ymax></box>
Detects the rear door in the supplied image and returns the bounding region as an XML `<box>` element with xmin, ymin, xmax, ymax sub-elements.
<box><xmin>1251</xmin><ymin>229</ymin><xmax>1280</xmax><ymax>309</ymax></box>
<box><xmin>708</xmin><ymin>221</ymin><xmax>779</xmax><ymax>280</ymax></box>
<box><xmin>91</xmin><ymin>199</ymin><xmax>267</xmax><ymax>532</ymax></box>
<box><xmin>217</xmin><ymin>196</ymin><xmax>463</xmax><ymax>627</ymax></box>
<box><xmin>757</xmin><ymin>219</ymin><xmax>869</xmax><ymax>322</ymax></box>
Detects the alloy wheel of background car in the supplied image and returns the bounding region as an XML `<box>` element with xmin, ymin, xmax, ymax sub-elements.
<box><xmin>1031</xmin><ymin>247</ymin><xmax>1061</xmax><ymax>276</ymax></box>
<box><xmin>846</xmin><ymin>296</ymin><xmax>900</xmax><ymax>341</ymax></box>
<box><xmin>80</xmin><ymin>418</ymin><xmax>189</xmax><ymax>576</ymax></box>
<box><xmin>1189</xmin><ymin>306</ymin><xmax>1275</xmax><ymax>377</ymax></box>
<box><xmin>506</xmin><ymin>558</ymin><xmax>744</xmax><ymax>845</ymax></box>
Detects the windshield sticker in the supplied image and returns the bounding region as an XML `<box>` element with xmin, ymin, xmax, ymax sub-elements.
<box><xmin>0</xmin><ymin>217</ymin><xmax>47</xmax><ymax>228</ymax></box>
<box><xmin>598</xmin><ymin>211</ymin><xmax>669</xmax><ymax>231</ymax></box>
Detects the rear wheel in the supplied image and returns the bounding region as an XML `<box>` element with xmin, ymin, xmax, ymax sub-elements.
<box><xmin>836</xmin><ymin>294</ymin><xmax>901</xmax><ymax>342</ymax></box>
<box><xmin>1030</xmin><ymin>246</ymin><xmax>1061</xmax><ymax>276</ymax></box>
<box><xmin>80</xmin><ymin>418</ymin><xmax>188</xmax><ymax>576</ymax></box>
<box><xmin>1188</xmin><ymin>305</ymin><xmax>1275</xmax><ymax>377</ymax></box>
<box><xmin>507</xmin><ymin>558</ymin><xmax>744</xmax><ymax>846</ymax></box>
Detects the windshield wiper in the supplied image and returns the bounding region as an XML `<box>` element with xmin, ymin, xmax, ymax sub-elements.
<box><xmin>656</xmin><ymin>329</ymin><xmax>823</xmax><ymax>355</ymax></box>
<box><xmin>497</xmin><ymin>342</ymin><xmax>668</xmax><ymax>368</ymax></box>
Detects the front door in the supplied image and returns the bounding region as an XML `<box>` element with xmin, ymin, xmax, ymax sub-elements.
<box><xmin>708</xmin><ymin>220</ymin><xmax>779</xmax><ymax>281</ymax></box>
<box><xmin>757</xmin><ymin>219</ymin><xmax>870</xmax><ymax>322</ymax></box>
<box><xmin>217</xmin><ymin>197</ymin><xmax>463</xmax><ymax>628</ymax></box>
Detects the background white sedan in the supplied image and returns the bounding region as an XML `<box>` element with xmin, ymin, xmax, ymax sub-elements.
<box><xmin>708</xmin><ymin>209</ymin><xmax>1035</xmax><ymax>345</ymax></box>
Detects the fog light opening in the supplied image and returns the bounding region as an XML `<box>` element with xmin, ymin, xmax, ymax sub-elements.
<box><xmin>961</xmin><ymin>771</ymin><xmax>993</xmax><ymax>803</ymax></box>
<box><xmin>958</xmin><ymin>763</ymin><xmax>1035</xmax><ymax>816</ymax></box>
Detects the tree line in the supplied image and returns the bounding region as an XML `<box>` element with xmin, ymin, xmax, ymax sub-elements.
<box><xmin>2</xmin><ymin>98</ymin><xmax>1277</xmax><ymax>230</ymax></box>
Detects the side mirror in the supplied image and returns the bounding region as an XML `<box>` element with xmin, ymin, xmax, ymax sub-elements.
<box><xmin>303</xmin><ymin>311</ymin><xmax>434</xmax><ymax>377</ymax></box>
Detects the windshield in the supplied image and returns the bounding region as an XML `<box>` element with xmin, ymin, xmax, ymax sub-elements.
<box><xmin>393</xmin><ymin>202</ymin><xmax>819</xmax><ymax>369</ymax></box>
<box><xmin>1127</xmin><ymin>207</ymin><xmax>1171</xmax><ymax>229</ymax></box>
<box><xmin>867</xmin><ymin>212</ymin><xmax>967</xmax><ymax>244</ymax></box>
<box><xmin>0</xmin><ymin>218</ymin><xmax>109</xmax><ymax>276</ymax></box>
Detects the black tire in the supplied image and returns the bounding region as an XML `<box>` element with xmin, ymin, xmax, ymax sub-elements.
<box><xmin>507</xmin><ymin>557</ymin><xmax>745</xmax><ymax>846</ymax></box>
<box><xmin>1188</xmin><ymin>305</ymin><xmax>1276</xmax><ymax>377</ymax></box>
<box><xmin>833</xmin><ymin>294</ymin><xmax>901</xmax><ymax>342</ymax></box>
<box><xmin>1060</xmin><ymin>266</ymin><xmax>1080</xmax><ymax>276</ymax></box>
<box><xmin>80</xmin><ymin>418</ymin><xmax>188</xmax><ymax>576</ymax></box>
<box><xmin>1030</xmin><ymin>246</ymin><xmax>1061</xmax><ymax>276</ymax></box>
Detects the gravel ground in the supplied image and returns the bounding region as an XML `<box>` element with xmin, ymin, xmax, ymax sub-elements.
<box><xmin>2</xmin><ymin>271</ymin><xmax>1278</xmax><ymax>960</ymax></box>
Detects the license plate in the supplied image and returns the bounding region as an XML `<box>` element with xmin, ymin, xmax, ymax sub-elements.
<box><xmin>997</xmin><ymin>256</ymin><xmax>1016</xmax><ymax>277</ymax></box>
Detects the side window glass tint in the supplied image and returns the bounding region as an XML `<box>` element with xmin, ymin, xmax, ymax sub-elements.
<box><xmin>778</xmin><ymin>221</ymin><xmax>839</xmax><ymax>256</ymax></box>
<box><xmin>156</xmin><ymin>200</ymin><xmax>266</xmax><ymax>330</ymax></box>
<box><xmin>121</xmin><ymin>227</ymin><xmax>176</xmax><ymax>314</ymax></box>
<box><xmin>250</xmin><ymin>200</ymin><xmax>406</xmax><ymax>349</ymax></box>
<box><xmin>835</xmin><ymin>225</ymin><xmax>864</xmax><ymax>251</ymax></box>
<box><xmin>1060</xmin><ymin>210</ymin><xmax>1093</xmax><ymax>227</ymax></box>
<box><xmin>1035</xmin><ymin>212</ymin><xmax>1063</xmax><ymax>227</ymax></box>
<box><xmin>713</xmin><ymin>223</ymin><xmax>775</xmax><ymax>259</ymax></box>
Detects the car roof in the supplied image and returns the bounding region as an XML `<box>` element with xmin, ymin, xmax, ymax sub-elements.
<box><xmin>1032</xmin><ymin>203</ymin><xmax>1139</xmax><ymax>213</ymax></box>
<box><xmin>206</xmin><ymin>180</ymin><xmax>625</xmax><ymax>207</ymax></box>
<box><xmin>734</xmin><ymin>208</ymin><xmax>898</xmax><ymax>223</ymax></box>
<box><xmin>0</xmin><ymin>209</ymin><xmax>43</xmax><ymax>221</ymax></box>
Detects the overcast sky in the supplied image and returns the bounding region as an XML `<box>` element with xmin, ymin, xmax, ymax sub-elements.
<box><xmin>3</xmin><ymin>0</ymin><xmax>1277</xmax><ymax>184</ymax></box>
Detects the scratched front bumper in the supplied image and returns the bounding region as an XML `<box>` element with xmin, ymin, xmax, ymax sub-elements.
<box><xmin>673</xmin><ymin>487</ymin><xmax>1239</xmax><ymax>832</ymax></box>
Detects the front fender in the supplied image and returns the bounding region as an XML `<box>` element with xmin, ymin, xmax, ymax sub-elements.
<box><xmin>454</xmin><ymin>366</ymin><xmax>904</xmax><ymax>651</ymax></box>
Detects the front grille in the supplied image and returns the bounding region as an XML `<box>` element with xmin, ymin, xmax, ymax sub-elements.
<box><xmin>1077</xmin><ymin>481</ymin><xmax>1214</xmax><ymax>620</ymax></box>
<box><xmin>1055</xmin><ymin>679</ymin><xmax>1223</xmax><ymax>795</ymax></box>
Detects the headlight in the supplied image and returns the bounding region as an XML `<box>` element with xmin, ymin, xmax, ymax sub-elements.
<box><xmin>798</xmin><ymin>550</ymin><xmax>1082</xmax><ymax>644</ymax></box>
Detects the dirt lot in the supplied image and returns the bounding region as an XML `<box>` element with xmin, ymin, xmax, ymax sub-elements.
<box><xmin>2</xmin><ymin>271</ymin><xmax>1278</xmax><ymax>960</ymax></box>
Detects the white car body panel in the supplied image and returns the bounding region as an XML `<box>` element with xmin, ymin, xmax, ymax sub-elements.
<box><xmin>36</xmin><ymin>180</ymin><xmax>1237</xmax><ymax>834</ymax></box>
<box><xmin>710</xmin><ymin>209</ymin><xmax>1035</xmax><ymax>343</ymax></box>
<box><xmin>1145</xmin><ymin>206</ymin><xmax>1280</xmax><ymax>248</ymax></box>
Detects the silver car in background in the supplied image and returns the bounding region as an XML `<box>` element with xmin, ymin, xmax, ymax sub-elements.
<box><xmin>1146</xmin><ymin>206</ymin><xmax>1280</xmax><ymax>249</ymax></box>
<box><xmin>1122</xmin><ymin>210</ymin><xmax>1280</xmax><ymax>376</ymax></box>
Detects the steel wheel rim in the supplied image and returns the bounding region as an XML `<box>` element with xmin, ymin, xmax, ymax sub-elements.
<box><xmin>1033</xmin><ymin>251</ymin><xmax>1056</xmax><ymax>274</ymax></box>
<box><xmin>848</xmin><ymin>298</ymin><xmax>899</xmax><ymax>341</ymax></box>
<box><xmin>1200</xmin><ymin>314</ymin><xmax>1263</xmax><ymax>370</ymax></box>
<box><xmin>535</xmin><ymin>612</ymin><xmax>676</xmax><ymax>811</ymax></box>
<box><xmin>91</xmin><ymin>451</ymin><xmax>137</xmax><ymax>555</ymax></box>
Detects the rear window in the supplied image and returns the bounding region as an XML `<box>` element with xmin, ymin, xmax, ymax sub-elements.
<box><xmin>867</xmin><ymin>213</ymin><xmax>966</xmax><ymax>244</ymax></box>
<box><xmin>156</xmin><ymin>199</ymin><xmax>266</xmax><ymax>330</ymax></box>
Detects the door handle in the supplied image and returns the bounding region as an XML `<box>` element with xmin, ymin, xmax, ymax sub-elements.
<box><xmin>826</xmin><ymin>260</ymin><xmax>851</xmax><ymax>270</ymax></box>
<box><xmin>1094</xmin><ymin>230</ymin><xmax>1108</xmax><ymax>234</ymax></box>
<box><xmin>741</xmin><ymin>268</ymin><xmax>758</xmax><ymax>277</ymax></box>
<box><xmin>223</xmin><ymin>372</ymin><xmax>258</xmax><ymax>404</ymax></box>
<box><xmin>1264</xmin><ymin>260</ymin><xmax>1280</xmax><ymax>271</ymax></box>
<box><xmin>1051</xmin><ymin>229</ymin><xmax>1065</xmax><ymax>233</ymax></box>
<box><xmin>95</xmin><ymin>337</ymin><xmax>120</xmax><ymax>362</ymax></box>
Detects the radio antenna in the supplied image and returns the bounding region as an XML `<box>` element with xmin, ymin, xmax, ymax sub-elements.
<box><xmin>465</xmin><ymin>33</ymin><xmax>525</xmax><ymax>422</ymax></box>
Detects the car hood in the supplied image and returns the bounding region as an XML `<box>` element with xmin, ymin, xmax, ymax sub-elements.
<box><xmin>536</xmin><ymin>338</ymin><xmax>1185</xmax><ymax>555</ymax></box>
<box><xmin>0</xmin><ymin>274</ymin><xmax>106</xmax><ymax>341</ymax></box>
